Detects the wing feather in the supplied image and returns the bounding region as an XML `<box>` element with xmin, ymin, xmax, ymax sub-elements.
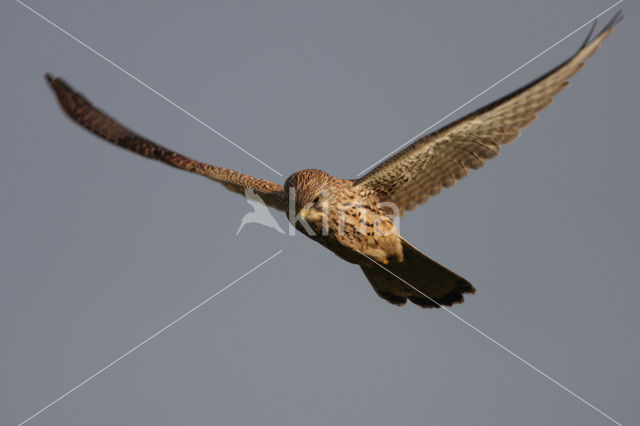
<box><xmin>353</xmin><ymin>12</ymin><xmax>622</xmax><ymax>215</ymax></box>
<box><xmin>46</xmin><ymin>75</ymin><xmax>287</xmax><ymax>211</ymax></box>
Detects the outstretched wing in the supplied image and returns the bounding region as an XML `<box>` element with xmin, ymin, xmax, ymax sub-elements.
<box><xmin>46</xmin><ymin>75</ymin><xmax>287</xmax><ymax>211</ymax></box>
<box><xmin>353</xmin><ymin>12</ymin><xmax>622</xmax><ymax>216</ymax></box>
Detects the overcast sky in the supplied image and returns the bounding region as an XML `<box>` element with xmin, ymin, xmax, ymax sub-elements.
<box><xmin>1</xmin><ymin>1</ymin><xmax>638</xmax><ymax>425</ymax></box>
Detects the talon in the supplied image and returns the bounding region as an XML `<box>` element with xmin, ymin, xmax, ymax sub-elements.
<box><xmin>381</xmin><ymin>259</ymin><xmax>389</xmax><ymax>265</ymax></box>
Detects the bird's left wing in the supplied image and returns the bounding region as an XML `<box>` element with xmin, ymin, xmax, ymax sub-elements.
<box><xmin>352</xmin><ymin>12</ymin><xmax>622</xmax><ymax>216</ymax></box>
<box><xmin>46</xmin><ymin>75</ymin><xmax>287</xmax><ymax>211</ymax></box>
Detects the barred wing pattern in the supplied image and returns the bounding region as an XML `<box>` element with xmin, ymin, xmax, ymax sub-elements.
<box><xmin>353</xmin><ymin>13</ymin><xmax>622</xmax><ymax>216</ymax></box>
<box><xmin>46</xmin><ymin>75</ymin><xmax>288</xmax><ymax>211</ymax></box>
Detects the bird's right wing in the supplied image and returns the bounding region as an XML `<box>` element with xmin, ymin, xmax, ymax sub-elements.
<box><xmin>46</xmin><ymin>75</ymin><xmax>288</xmax><ymax>211</ymax></box>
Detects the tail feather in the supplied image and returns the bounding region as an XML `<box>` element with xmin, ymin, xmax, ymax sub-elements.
<box><xmin>360</xmin><ymin>237</ymin><xmax>475</xmax><ymax>308</ymax></box>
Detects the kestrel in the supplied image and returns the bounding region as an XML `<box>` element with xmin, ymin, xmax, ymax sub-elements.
<box><xmin>45</xmin><ymin>13</ymin><xmax>621</xmax><ymax>308</ymax></box>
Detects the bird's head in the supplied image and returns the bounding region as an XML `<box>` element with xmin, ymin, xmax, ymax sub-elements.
<box><xmin>284</xmin><ymin>169</ymin><xmax>335</xmax><ymax>222</ymax></box>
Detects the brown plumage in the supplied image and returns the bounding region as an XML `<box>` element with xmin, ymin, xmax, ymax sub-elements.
<box><xmin>46</xmin><ymin>74</ymin><xmax>288</xmax><ymax>211</ymax></box>
<box><xmin>45</xmin><ymin>13</ymin><xmax>621</xmax><ymax>308</ymax></box>
<box><xmin>353</xmin><ymin>12</ymin><xmax>623</xmax><ymax>216</ymax></box>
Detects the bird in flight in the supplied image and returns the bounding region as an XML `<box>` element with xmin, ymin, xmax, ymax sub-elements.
<box><xmin>46</xmin><ymin>13</ymin><xmax>621</xmax><ymax>308</ymax></box>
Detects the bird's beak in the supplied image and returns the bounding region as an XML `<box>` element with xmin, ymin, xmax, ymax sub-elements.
<box><xmin>299</xmin><ymin>208</ymin><xmax>310</xmax><ymax>220</ymax></box>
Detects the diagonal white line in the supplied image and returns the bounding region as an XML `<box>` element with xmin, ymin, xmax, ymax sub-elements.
<box><xmin>355</xmin><ymin>1</ymin><xmax>623</xmax><ymax>177</ymax></box>
<box><xmin>17</xmin><ymin>249</ymin><xmax>284</xmax><ymax>426</ymax></box>
<box><xmin>15</xmin><ymin>0</ymin><xmax>284</xmax><ymax>177</ymax></box>
<box><xmin>358</xmin><ymin>252</ymin><xmax>622</xmax><ymax>425</ymax></box>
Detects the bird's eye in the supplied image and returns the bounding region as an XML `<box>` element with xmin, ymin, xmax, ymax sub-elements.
<box><xmin>313</xmin><ymin>196</ymin><xmax>320</xmax><ymax>203</ymax></box>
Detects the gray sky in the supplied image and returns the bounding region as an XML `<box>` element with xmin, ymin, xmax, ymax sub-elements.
<box><xmin>1</xmin><ymin>1</ymin><xmax>638</xmax><ymax>425</ymax></box>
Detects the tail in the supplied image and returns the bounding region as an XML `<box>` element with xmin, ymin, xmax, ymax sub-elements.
<box><xmin>360</xmin><ymin>238</ymin><xmax>475</xmax><ymax>308</ymax></box>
